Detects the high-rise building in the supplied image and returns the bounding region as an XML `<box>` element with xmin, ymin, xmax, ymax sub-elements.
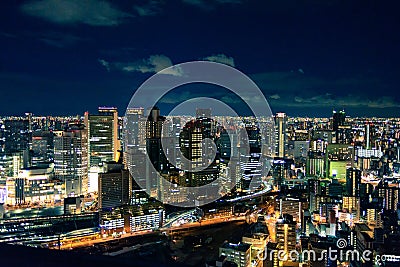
<box><xmin>346</xmin><ymin>168</ymin><xmax>361</xmax><ymax>197</ymax></box>
<box><xmin>343</xmin><ymin>196</ymin><xmax>360</xmax><ymax>220</ymax></box>
<box><xmin>98</xmin><ymin>162</ymin><xmax>131</xmax><ymax>209</ymax></box>
<box><xmin>279</xmin><ymin>198</ymin><xmax>303</xmax><ymax>223</ymax></box>
<box><xmin>275</xmin><ymin>214</ymin><xmax>296</xmax><ymax>261</ymax></box>
<box><xmin>84</xmin><ymin>107</ymin><xmax>119</xmax><ymax>168</ymax></box>
<box><xmin>54</xmin><ymin>124</ymin><xmax>88</xmax><ymax>196</ymax></box>
<box><xmin>4</xmin><ymin>119</ymin><xmax>31</xmax><ymax>154</ymax></box>
<box><xmin>31</xmin><ymin>131</ymin><xmax>54</xmax><ymax>164</ymax></box>
<box><xmin>377</xmin><ymin>180</ymin><xmax>400</xmax><ymax>211</ymax></box>
<box><xmin>275</xmin><ymin>113</ymin><xmax>287</xmax><ymax>157</ymax></box>
<box><xmin>326</xmin><ymin>144</ymin><xmax>353</xmax><ymax>179</ymax></box>
<box><xmin>332</xmin><ymin>110</ymin><xmax>352</xmax><ymax>144</ymax></box>
<box><xmin>238</xmin><ymin>126</ymin><xmax>262</xmax><ymax>191</ymax></box>
<box><xmin>365</xmin><ymin>122</ymin><xmax>372</xmax><ymax>149</ymax></box>
<box><xmin>124</xmin><ymin>107</ymin><xmax>144</xmax><ymax>151</ymax></box>
<box><xmin>146</xmin><ymin>107</ymin><xmax>163</xmax><ymax>139</ymax></box>
<box><xmin>179</xmin><ymin>119</ymin><xmax>219</xmax><ymax>188</ymax></box>
<box><xmin>367</xmin><ymin>208</ymin><xmax>382</xmax><ymax>228</ymax></box>
<box><xmin>219</xmin><ymin>242</ymin><xmax>252</xmax><ymax>267</ymax></box>
<box><xmin>328</xmin><ymin>178</ymin><xmax>343</xmax><ymax>197</ymax></box>
<box><xmin>145</xmin><ymin>107</ymin><xmax>166</xmax><ymax>198</ymax></box>
<box><xmin>332</xmin><ymin>110</ymin><xmax>346</xmax><ymax>132</ymax></box>
<box><xmin>306</xmin><ymin>151</ymin><xmax>325</xmax><ymax>177</ymax></box>
<box><xmin>272</xmin><ymin>158</ymin><xmax>285</xmax><ymax>188</ymax></box>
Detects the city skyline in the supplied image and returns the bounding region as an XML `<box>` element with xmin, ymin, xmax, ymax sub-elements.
<box><xmin>2</xmin><ymin>1</ymin><xmax>400</xmax><ymax>266</ymax></box>
<box><xmin>1</xmin><ymin>1</ymin><xmax>400</xmax><ymax>117</ymax></box>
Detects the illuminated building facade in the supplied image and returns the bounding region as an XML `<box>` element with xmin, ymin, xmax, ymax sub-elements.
<box><xmin>275</xmin><ymin>112</ymin><xmax>287</xmax><ymax>158</ymax></box>
<box><xmin>219</xmin><ymin>242</ymin><xmax>251</xmax><ymax>267</ymax></box>
<box><xmin>54</xmin><ymin>124</ymin><xmax>88</xmax><ymax>196</ymax></box>
<box><xmin>98</xmin><ymin>162</ymin><xmax>131</xmax><ymax>209</ymax></box>
<box><xmin>6</xmin><ymin>164</ymin><xmax>58</xmax><ymax>205</ymax></box>
<box><xmin>84</xmin><ymin>107</ymin><xmax>119</xmax><ymax>167</ymax></box>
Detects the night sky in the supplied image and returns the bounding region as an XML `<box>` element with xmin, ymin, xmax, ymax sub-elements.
<box><xmin>1</xmin><ymin>0</ymin><xmax>399</xmax><ymax>117</ymax></box>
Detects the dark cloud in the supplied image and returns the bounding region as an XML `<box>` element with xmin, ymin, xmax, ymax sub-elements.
<box><xmin>21</xmin><ymin>0</ymin><xmax>133</xmax><ymax>26</ymax></box>
<box><xmin>134</xmin><ymin>0</ymin><xmax>164</xmax><ymax>16</ymax></box>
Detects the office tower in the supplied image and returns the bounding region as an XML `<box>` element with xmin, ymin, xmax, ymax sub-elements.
<box><xmin>367</xmin><ymin>208</ymin><xmax>383</xmax><ymax>228</ymax></box>
<box><xmin>365</xmin><ymin>123</ymin><xmax>371</xmax><ymax>149</ymax></box>
<box><xmin>343</xmin><ymin>196</ymin><xmax>360</xmax><ymax>220</ymax></box>
<box><xmin>332</xmin><ymin>110</ymin><xmax>346</xmax><ymax>132</ymax></box>
<box><xmin>217</xmin><ymin>129</ymin><xmax>231</xmax><ymax>160</ymax></box>
<box><xmin>54</xmin><ymin>124</ymin><xmax>88</xmax><ymax>196</ymax></box>
<box><xmin>124</xmin><ymin>107</ymin><xmax>144</xmax><ymax>151</ymax></box>
<box><xmin>272</xmin><ymin>158</ymin><xmax>285</xmax><ymax>188</ymax></box>
<box><xmin>377</xmin><ymin>180</ymin><xmax>400</xmax><ymax>211</ymax></box>
<box><xmin>275</xmin><ymin>112</ymin><xmax>287</xmax><ymax>157</ymax></box>
<box><xmin>311</xmin><ymin>130</ymin><xmax>335</xmax><ymax>152</ymax></box>
<box><xmin>0</xmin><ymin>153</ymin><xmax>23</xmax><ymax>180</ymax></box>
<box><xmin>145</xmin><ymin>107</ymin><xmax>167</xmax><ymax>197</ymax></box>
<box><xmin>84</xmin><ymin>107</ymin><xmax>119</xmax><ymax>168</ymax></box>
<box><xmin>238</xmin><ymin>126</ymin><xmax>262</xmax><ymax>191</ymax></box>
<box><xmin>31</xmin><ymin>131</ymin><xmax>54</xmax><ymax>164</ymax></box>
<box><xmin>124</xmin><ymin>108</ymin><xmax>146</xmax><ymax>191</ymax></box>
<box><xmin>279</xmin><ymin>198</ymin><xmax>303</xmax><ymax>223</ymax></box>
<box><xmin>242</xmin><ymin>233</ymin><xmax>268</xmax><ymax>267</ymax></box>
<box><xmin>332</xmin><ymin>110</ymin><xmax>352</xmax><ymax>144</ymax></box>
<box><xmin>346</xmin><ymin>168</ymin><xmax>361</xmax><ymax>196</ymax></box>
<box><xmin>98</xmin><ymin>162</ymin><xmax>131</xmax><ymax>209</ymax></box>
<box><xmin>146</xmin><ymin>107</ymin><xmax>163</xmax><ymax>139</ymax></box>
<box><xmin>328</xmin><ymin>178</ymin><xmax>343</xmax><ymax>197</ymax></box>
<box><xmin>179</xmin><ymin>119</ymin><xmax>219</xmax><ymax>188</ymax></box>
<box><xmin>219</xmin><ymin>242</ymin><xmax>252</xmax><ymax>267</ymax></box>
<box><xmin>145</xmin><ymin>107</ymin><xmax>165</xmax><ymax>167</ymax></box>
<box><xmin>290</xmin><ymin>140</ymin><xmax>309</xmax><ymax>159</ymax></box>
<box><xmin>326</xmin><ymin>143</ymin><xmax>353</xmax><ymax>179</ymax></box>
<box><xmin>308</xmin><ymin>178</ymin><xmax>322</xmax><ymax>196</ymax></box>
<box><xmin>275</xmin><ymin>214</ymin><xmax>296</xmax><ymax>260</ymax></box>
<box><xmin>4</xmin><ymin>119</ymin><xmax>31</xmax><ymax>154</ymax></box>
<box><xmin>306</xmin><ymin>151</ymin><xmax>325</xmax><ymax>177</ymax></box>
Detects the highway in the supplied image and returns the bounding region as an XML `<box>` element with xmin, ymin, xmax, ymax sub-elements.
<box><xmin>226</xmin><ymin>184</ymin><xmax>272</xmax><ymax>202</ymax></box>
<box><xmin>50</xmin><ymin>216</ymin><xmax>245</xmax><ymax>251</ymax></box>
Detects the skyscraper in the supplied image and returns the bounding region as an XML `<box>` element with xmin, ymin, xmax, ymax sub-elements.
<box><xmin>145</xmin><ymin>107</ymin><xmax>166</xmax><ymax>197</ymax></box>
<box><xmin>238</xmin><ymin>125</ymin><xmax>262</xmax><ymax>191</ymax></box>
<box><xmin>275</xmin><ymin>214</ymin><xmax>296</xmax><ymax>260</ymax></box>
<box><xmin>179</xmin><ymin>118</ymin><xmax>219</xmax><ymax>200</ymax></box>
<box><xmin>332</xmin><ymin>110</ymin><xmax>346</xmax><ymax>132</ymax></box>
<box><xmin>179</xmin><ymin>118</ymin><xmax>219</xmax><ymax>188</ymax></box>
<box><xmin>124</xmin><ymin>107</ymin><xmax>144</xmax><ymax>151</ymax></box>
<box><xmin>346</xmin><ymin>168</ymin><xmax>361</xmax><ymax>197</ymax></box>
<box><xmin>54</xmin><ymin>124</ymin><xmax>88</xmax><ymax>196</ymax></box>
<box><xmin>275</xmin><ymin>112</ymin><xmax>287</xmax><ymax>158</ymax></box>
<box><xmin>31</xmin><ymin>131</ymin><xmax>54</xmax><ymax>164</ymax></box>
<box><xmin>84</xmin><ymin>107</ymin><xmax>119</xmax><ymax>168</ymax></box>
<box><xmin>377</xmin><ymin>180</ymin><xmax>400</xmax><ymax>211</ymax></box>
<box><xmin>332</xmin><ymin>110</ymin><xmax>352</xmax><ymax>144</ymax></box>
<box><xmin>4</xmin><ymin>119</ymin><xmax>31</xmax><ymax>154</ymax></box>
<box><xmin>98</xmin><ymin>162</ymin><xmax>131</xmax><ymax>209</ymax></box>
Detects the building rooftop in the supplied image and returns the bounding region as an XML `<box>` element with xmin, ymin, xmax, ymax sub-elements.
<box><xmin>220</xmin><ymin>242</ymin><xmax>251</xmax><ymax>252</ymax></box>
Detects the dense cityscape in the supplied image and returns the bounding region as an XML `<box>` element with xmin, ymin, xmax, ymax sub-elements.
<box><xmin>2</xmin><ymin>0</ymin><xmax>400</xmax><ymax>266</ymax></box>
<box><xmin>1</xmin><ymin>107</ymin><xmax>400</xmax><ymax>267</ymax></box>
